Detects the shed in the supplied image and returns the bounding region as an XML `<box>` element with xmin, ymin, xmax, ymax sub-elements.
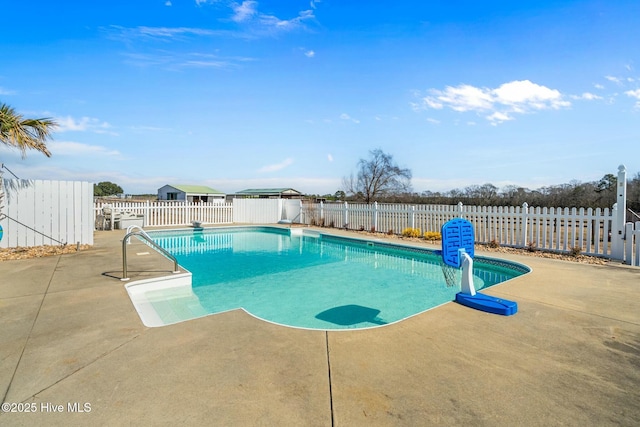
<box><xmin>232</xmin><ymin>188</ymin><xmax>304</xmax><ymax>199</ymax></box>
<box><xmin>157</xmin><ymin>184</ymin><xmax>226</xmax><ymax>203</ymax></box>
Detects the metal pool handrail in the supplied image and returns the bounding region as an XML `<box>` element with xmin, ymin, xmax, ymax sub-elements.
<box><xmin>121</xmin><ymin>230</ymin><xmax>180</xmax><ymax>281</ymax></box>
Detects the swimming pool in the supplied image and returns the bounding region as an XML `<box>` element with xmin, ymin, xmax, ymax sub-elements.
<box><xmin>127</xmin><ymin>226</ymin><xmax>530</xmax><ymax>330</ymax></box>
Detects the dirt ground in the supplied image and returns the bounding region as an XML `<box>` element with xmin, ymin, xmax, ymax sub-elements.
<box><xmin>353</xmin><ymin>230</ymin><xmax>610</xmax><ymax>265</ymax></box>
<box><xmin>0</xmin><ymin>244</ymin><xmax>91</xmax><ymax>261</ymax></box>
<box><xmin>0</xmin><ymin>229</ymin><xmax>609</xmax><ymax>265</ymax></box>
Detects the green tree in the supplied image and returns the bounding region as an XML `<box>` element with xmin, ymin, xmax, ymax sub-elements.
<box><xmin>94</xmin><ymin>181</ymin><xmax>124</xmax><ymax>197</ymax></box>
<box><xmin>343</xmin><ymin>148</ymin><xmax>412</xmax><ymax>203</ymax></box>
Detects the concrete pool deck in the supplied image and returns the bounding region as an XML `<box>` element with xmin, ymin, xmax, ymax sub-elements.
<box><xmin>1</xmin><ymin>228</ymin><xmax>639</xmax><ymax>426</ymax></box>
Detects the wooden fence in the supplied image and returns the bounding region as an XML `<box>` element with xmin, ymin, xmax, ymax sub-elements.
<box><xmin>1</xmin><ymin>179</ymin><xmax>94</xmax><ymax>248</ymax></box>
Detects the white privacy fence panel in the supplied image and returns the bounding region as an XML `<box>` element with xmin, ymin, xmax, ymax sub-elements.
<box><xmin>94</xmin><ymin>201</ymin><xmax>233</xmax><ymax>227</ymax></box>
<box><xmin>232</xmin><ymin>199</ymin><xmax>282</xmax><ymax>223</ymax></box>
<box><xmin>301</xmin><ymin>202</ymin><xmax>616</xmax><ymax>258</ymax></box>
<box><xmin>1</xmin><ymin>179</ymin><xmax>94</xmax><ymax>248</ymax></box>
<box><xmin>281</xmin><ymin>199</ymin><xmax>303</xmax><ymax>222</ymax></box>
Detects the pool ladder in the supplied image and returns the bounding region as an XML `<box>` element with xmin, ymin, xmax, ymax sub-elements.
<box><xmin>121</xmin><ymin>230</ymin><xmax>180</xmax><ymax>281</ymax></box>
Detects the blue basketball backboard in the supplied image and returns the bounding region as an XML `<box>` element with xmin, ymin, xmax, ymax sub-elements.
<box><xmin>441</xmin><ymin>218</ymin><xmax>474</xmax><ymax>268</ymax></box>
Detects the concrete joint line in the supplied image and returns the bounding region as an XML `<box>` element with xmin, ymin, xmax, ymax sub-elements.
<box><xmin>26</xmin><ymin>334</ymin><xmax>142</xmax><ymax>401</ymax></box>
<box><xmin>326</xmin><ymin>331</ymin><xmax>335</xmax><ymax>427</ymax></box>
<box><xmin>1</xmin><ymin>255</ymin><xmax>61</xmax><ymax>404</ymax></box>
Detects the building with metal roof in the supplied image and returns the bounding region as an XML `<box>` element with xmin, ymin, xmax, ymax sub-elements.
<box><xmin>232</xmin><ymin>188</ymin><xmax>303</xmax><ymax>199</ymax></box>
<box><xmin>157</xmin><ymin>184</ymin><xmax>226</xmax><ymax>203</ymax></box>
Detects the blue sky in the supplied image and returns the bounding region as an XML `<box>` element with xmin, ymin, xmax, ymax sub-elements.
<box><xmin>1</xmin><ymin>0</ymin><xmax>639</xmax><ymax>195</ymax></box>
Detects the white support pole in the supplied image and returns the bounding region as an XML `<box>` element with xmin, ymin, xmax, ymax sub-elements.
<box><xmin>460</xmin><ymin>250</ymin><xmax>476</xmax><ymax>296</ymax></box>
<box><xmin>611</xmin><ymin>165</ymin><xmax>627</xmax><ymax>261</ymax></box>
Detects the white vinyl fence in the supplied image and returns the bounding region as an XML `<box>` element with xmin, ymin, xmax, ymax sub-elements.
<box><xmin>301</xmin><ymin>201</ymin><xmax>633</xmax><ymax>260</ymax></box>
<box><xmin>94</xmin><ymin>200</ymin><xmax>234</xmax><ymax>227</ymax></box>
<box><xmin>1</xmin><ymin>179</ymin><xmax>94</xmax><ymax>248</ymax></box>
<box><xmin>93</xmin><ymin>198</ymin><xmax>303</xmax><ymax>228</ymax></box>
<box><xmin>91</xmin><ymin>198</ymin><xmax>639</xmax><ymax>265</ymax></box>
<box><xmin>625</xmin><ymin>222</ymin><xmax>640</xmax><ymax>266</ymax></box>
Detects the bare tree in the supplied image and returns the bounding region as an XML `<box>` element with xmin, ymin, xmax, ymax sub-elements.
<box><xmin>343</xmin><ymin>149</ymin><xmax>412</xmax><ymax>203</ymax></box>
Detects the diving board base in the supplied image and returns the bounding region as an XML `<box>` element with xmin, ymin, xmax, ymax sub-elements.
<box><xmin>455</xmin><ymin>292</ymin><xmax>518</xmax><ymax>316</ymax></box>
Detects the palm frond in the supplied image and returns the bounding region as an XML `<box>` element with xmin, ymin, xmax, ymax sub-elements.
<box><xmin>0</xmin><ymin>102</ymin><xmax>57</xmax><ymax>158</ymax></box>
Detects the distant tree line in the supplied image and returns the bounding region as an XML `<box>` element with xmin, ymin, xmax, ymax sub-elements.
<box><xmin>313</xmin><ymin>149</ymin><xmax>640</xmax><ymax>217</ymax></box>
<box><xmin>388</xmin><ymin>173</ymin><xmax>640</xmax><ymax>214</ymax></box>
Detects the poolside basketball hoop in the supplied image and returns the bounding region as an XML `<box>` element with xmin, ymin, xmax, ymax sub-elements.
<box><xmin>438</xmin><ymin>218</ymin><xmax>518</xmax><ymax>316</ymax></box>
<box><xmin>440</xmin><ymin>259</ymin><xmax>459</xmax><ymax>287</ymax></box>
<box><xmin>437</xmin><ymin>218</ymin><xmax>475</xmax><ymax>288</ymax></box>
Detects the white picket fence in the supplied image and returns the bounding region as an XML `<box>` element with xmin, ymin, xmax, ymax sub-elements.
<box><xmin>626</xmin><ymin>222</ymin><xmax>640</xmax><ymax>266</ymax></box>
<box><xmin>1</xmin><ymin>179</ymin><xmax>94</xmax><ymax>248</ymax></box>
<box><xmin>93</xmin><ymin>198</ymin><xmax>302</xmax><ymax>228</ymax></box>
<box><xmin>3</xmin><ymin>176</ymin><xmax>636</xmax><ymax>266</ymax></box>
<box><xmin>94</xmin><ymin>200</ymin><xmax>234</xmax><ymax>227</ymax></box>
<box><xmin>91</xmin><ymin>198</ymin><xmax>639</xmax><ymax>265</ymax></box>
<box><xmin>301</xmin><ymin>201</ymin><xmax>639</xmax><ymax>264</ymax></box>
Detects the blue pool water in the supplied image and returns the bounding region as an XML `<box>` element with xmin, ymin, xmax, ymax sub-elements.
<box><xmin>143</xmin><ymin>227</ymin><xmax>529</xmax><ymax>330</ymax></box>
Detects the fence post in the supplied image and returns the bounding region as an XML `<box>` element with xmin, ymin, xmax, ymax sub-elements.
<box><xmin>373</xmin><ymin>202</ymin><xmax>378</xmax><ymax>231</ymax></box>
<box><xmin>144</xmin><ymin>200</ymin><xmax>150</xmax><ymax>226</ymax></box>
<box><xmin>410</xmin><ymin>205</ymin><xmax>415</xmax><ymax>229</ymax></box>
<box><xmin>343</xmin><ymin>201</ymin><xmax>349</xmax><ymax>228</ymax></box>
<box><xmin>457</xmin><ymin>202</ymin><xmax>463</xmax><ymax>217</ymax></box>
<box><xmin>624</xmin><ymin>222</ymin><xmax>634</xmax><ymax>266</ymax></box>
<box><xmin>611</xmin><ymin>164</ymin><xmax>627</xmax><ymax>261</ymax></box>
<box><xmin>521</xmin><ymin>202</ymin><xmax>529</xmax><ymax>247</ymax></box>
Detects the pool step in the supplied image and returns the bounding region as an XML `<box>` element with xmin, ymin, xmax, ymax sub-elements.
<box><xmin>125</xmin><ymin>273</ymin><xmax>207</xmax><ymax>327</ymax></box>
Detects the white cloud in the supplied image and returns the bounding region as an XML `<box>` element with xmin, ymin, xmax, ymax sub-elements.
<box><xmin>570</xmin><ymin>92</ymin><xmax>602</xmax><ymax>101</ymax></box>
<box><xmin>594</xmin><ymin>83</ymin><xmax>605</xmax><ymax>90</ymax></box>
<box><xmin>437</xmin><ymin>84</ymin><xmax>494</xmax><ymax>112</ymax></box>
<box><xmin>626</xmin><ymin>89</ymin><xmax>640</xmax><ymax>99</ymax></box>
<box><xmin>231</xmin><ymin>1</ymin><xmax>258</xmax><ymax>22</ymax></box>
<box><xmin>55</xmin><ymin>116</ymin><xmax>115</xmax><ymax>134</ymax></box>
<box><xmin>0</xmin><ymin>87</ymin><xmax>15</xmax><ymax>95</ymax></box>
<box><xmin>492</xmin><ymin>80</ymin><xmax>568</xmax><ymax>109</ymax></box>
<box><xmin>486</xmin><ymin>111</ymin><xmax>513</xmax><ymax>125</ymax></box>
<box><xmin>339</xmin><ymin>113</ymin><xmax>360</xmax><ymax>124</ymax></box>
<box><xmin>258</xmin><ymin>9</ymin><xmax>315</xmax><ymax>31</ymax></box>
<box><xmin>123</xmin><ymin>51</ymin><xmax>254</xmax><ymax>70</ymax></box>
<box><xmin>48</xmin><ymin>141</ymin><xmax>121</xmax><ymax>157</ymax></box>
<box><xmin>605</xmin><ymin>75</ymin><xmax>623</xmax><ymax>84</ymax></box>
<box><xmin>304</xmin><ymin>50</ymin><xmax>315</xmax><ymax>58</ymax></box>
<box><xmin>110</xmin><ymin>2</ymin><xmax>317</xmax><ymax>45</ymax></box>
<box><xmin>126</xmin><ymin>26</ymin><xmax>222</xmax><ymax>39</ymax></box>
<box><xmin>426</xmin><ymin>118</ymin><xmax>440</xmax><ymax>124</ymax></box>
<box><xmin>415</xmin><ymin>80</ymin><xmax>570</xmax><ymax>124</ymax></box>
<box><xmin>165</xmin><ymin>1</ymin><xmax>172</xmax><ymax>6</ymax></box>
<box><xmin>258</xmin><ymin>157</ymin><xmax>294</xmax><ymax>172</ymax></box>
<box><xmin>327</xmin><ymin>154</ymin><xmax>333</xmax><ymax>162</ymax></box>
<box><xmin>625</xmin><ymin>89</ymin><xmax>640</xmax><ymax>107</ymax></box>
